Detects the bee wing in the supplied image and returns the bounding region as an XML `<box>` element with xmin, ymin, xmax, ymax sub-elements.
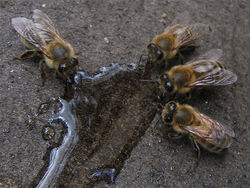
<box><xmin>184</xmin><ymin>112</ymin><xmax>235</xmax><ymax>149</ymax></box>
<box><xmin>32</xmin><ymin>9</ymin><xmax>62</xmax><ymax>43</ymax></box>
<box><xmin>186</xmin><ymin>49</ymin><xmax>223</xmax><ymax>64</ymax></box>
<box><xmin>189</xmin><ymin>63</ymin><xmax>237</xmax><ymax>86</ymax></box>
<box><xmin>174</xmin><ymin>23</ymin><xmax>207</xmax><ymax>48</ymax></box>
<box><xmin>11</xmin><ymin>17</ymin><xmax>47</xmax><ymax>52</ymax></box>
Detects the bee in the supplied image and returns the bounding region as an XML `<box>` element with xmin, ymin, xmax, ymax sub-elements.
<box><xmin>158</xmin><ymin>49</ymin><xmax>237</xmax><ymax>95</ymax></box>
<box><xmin>146</xmin><ymin>11</ymin><xmax>206</xmax><ymax>66</ymax></box>
<box><xmin>11</xmin><ymin>9</ymin><xmax>79</xmax><ymax>85</ymax></box>
<box><xmin>162</xmin><ymin>101</ymin><xmax>235</xmax><ymax>164</ymax></box>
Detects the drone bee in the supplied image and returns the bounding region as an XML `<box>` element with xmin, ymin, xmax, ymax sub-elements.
<box><xmin>146</xmin><ymin>11</ymin><xmax>206</xmax><ymax>66</ymax></box>
<box><xmin>12</xmin><ymin>9</ymin><xmax>79</xmax><ymax>85</ymax></box>
<box><xmin>158</xmin><ymin>49</ymin><xmax>237</xmax><ymax>95</ymax></box>
<box><xmin>162</xmin><ymin>101</ymin><xmax>235</xmax><ymax>163</ymax></box>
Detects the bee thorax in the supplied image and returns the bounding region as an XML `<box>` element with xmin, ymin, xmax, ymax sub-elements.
<box><xmin>175</xmin><ymin>108</ymin><xmax>193</xmax><ymax>125</ymax></box>
<box><xmin>51</xmin><ymin>44</ymin><xmax>69</xmax><ymax>60</ymax></box>
<box><xmin>173</xmin><ymin>69</ymin><xmax>190</xmax><ymax>86</ymax></box>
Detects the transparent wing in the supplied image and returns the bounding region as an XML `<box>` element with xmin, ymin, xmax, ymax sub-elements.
<box><xmin>11</xmin><ymin>17</ymin><xmax>47</xmax><ymax>52</ymax></box>
<box><xmin>32</xmin><ymin>9</ymin><xmax>62</xmax><ymax>43</ymax></box>
<box><xmin>186</xmin><ymin>49</ymin><xmax>223</xmax><ymax>65</ymax></box>
<box><xmin>175</xmin><ymin>23</ymin><xmax>207</xmax><ymax>48</ymax></box>
<box><xmin>189</xmin><ymin>64</ymin><xmax>237</xmax><ymax>86</ymax></box>
<box><xmin>184</xmin><ymin>112</ymin><xmax>235</xmax><ymax>148</ymax></box>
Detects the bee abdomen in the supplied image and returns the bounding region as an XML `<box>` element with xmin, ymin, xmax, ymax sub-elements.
<box><xmin>208</xmin><ymin>61</ymin><xmax>226</xmax><ymax>81</ymax></box>
<box><xmin>196</xmin><ymin>134</ymin><xmax>231</xmax><ymax>153</ymax></box>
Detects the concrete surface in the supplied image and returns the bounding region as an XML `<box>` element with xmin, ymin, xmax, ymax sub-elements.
<box><xmin>0</xmin><ymin>0</ymin><xmax>249</xmax><ymax>187</ymax></box>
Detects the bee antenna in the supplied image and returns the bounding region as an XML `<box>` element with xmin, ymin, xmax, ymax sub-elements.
<box><xmin>140</xmin><ymin>79</ymin><xmax>157</xmax><ymax>83</ymax></box>
<box><xmin>138</xmin><ymin>54</ymin><xmax>148</xmax><ymax>64</ymax></box>
<box><xmin>158</xmin><ymin>103</ymin><xmax>164</xmax><ymax>109</ymax></box>
<box><xmin>151</xmin><ymin>113</ymin><xmax>162</xmax><ymax>129</ymax></box>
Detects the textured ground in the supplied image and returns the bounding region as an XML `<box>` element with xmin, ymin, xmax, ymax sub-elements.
<box><xmin>0</xmin><ymin>0</ymin><xmax>249</xmax><ymax>187</ymax></box>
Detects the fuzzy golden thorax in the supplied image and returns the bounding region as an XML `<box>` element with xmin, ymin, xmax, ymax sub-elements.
<box><xmin>162</xmin><ymin>102</ymin><xmax>199</xmax><ymax>134</ymax></box>
<box><xmin>47</xmin><ymin>38</ymin><xmax>75</xmax><ymax>61</ymax></box>
<box><xmin>152</xmin><ymin>32</ymin><xmax>178</xmax><ymax>59</ymax></box>
<box><xmin>168</xmin><ymin>65</ymin><xmax>196</xmax><ymax>94</ymax></box>
<box><xmin>44</xmin><ymin>38</ymin><xmax>76</xmax><ymax>70</ymax></box>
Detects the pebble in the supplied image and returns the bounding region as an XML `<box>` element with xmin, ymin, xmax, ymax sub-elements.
<box><xmin>161</xmin><ymin>13</ymin><xmax>167</xmax><ymax>18</ymax></box>
<box><xmin>104</xmin><ymin>37</ymin><xmax>109</xmax><ymax>43</ymax></box>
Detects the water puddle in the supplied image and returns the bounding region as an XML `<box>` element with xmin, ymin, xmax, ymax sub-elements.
<box><xmin>37</xmin><ymin>98</ymin><xmax>78</xmax><ymax>188</ymax></box>
<box><xmin>30</xmin><ymin>62</ymin><xmax>159</xmax><ymax>187</ymax></box>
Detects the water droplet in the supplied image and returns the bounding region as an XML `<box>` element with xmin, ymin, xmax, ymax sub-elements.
<box><xmin>25</xmin><ymin>116</ymin><xmax>36</xmax><ymax>129</ymax></box>
<box><xmin>42</xmin><ymin>126</ymin><xmax>55</xmax><ymax>140</ymax></box>
<box><xmin>90</xmin><ymin>168</ymin><xmax>116</xmax><ymax>184</ymax></box>
<box><xmin>38</xmin><ymin>103</ymin><xmax>50</xmax><ymax>114</ymax></box>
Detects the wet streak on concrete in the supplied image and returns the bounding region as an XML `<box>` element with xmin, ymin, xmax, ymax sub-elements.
<box><xmin>54</xmin><ymin>67</ymin><xmax>158</xmax><ymax>187</ymax></box>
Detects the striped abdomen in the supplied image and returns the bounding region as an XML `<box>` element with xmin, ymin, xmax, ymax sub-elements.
<box><xmin>193</xmin><ymin>133</ymin><xmax>233</xmax><ymax>153</ymax></box>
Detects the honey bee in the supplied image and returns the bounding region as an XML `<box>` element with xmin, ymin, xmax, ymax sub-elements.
<box><xmin>162</xmin><ymin>101</ymin><xmax>235</xmax><ymax>163</ymax></box>
<box><xmin>11</xmin><ymin>9</ymin><xmax>79</xmax><ymax>85</ymax></box>
<box><xmin>146</xmin><ymin>11</ymin><xmax>206</xmax><ymax>66</ymax></box>
<box><xmin>158</xmin><ymin>49</ymin><xmax>237</xmax><ymax>95</ymax></box>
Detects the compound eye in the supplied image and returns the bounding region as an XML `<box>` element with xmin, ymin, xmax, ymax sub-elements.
<box><xmin>70</xmin><ymin>58</ymin><xmax>79</xmax><ymax>66</ymax></box>
<box><xmin>156</xmin><ymin>49</ymin><xmax>163</xmax><ymax>60</ymax></box>
<box><xmin>58</xmin><ymin>63</ymin><xmax>66</xmax><ymax>73</ymax></box>
<box><xmin>147</xmin><ymin>43</ymin><xmax>156</xmax><ymax>50</ymax></box>
<box><xmin>168</xmin><ymin>102</ymin><xmax>177</xmax><ymax>112</ymax></box>
<box><xmin>164</xmin><ymin>113</ymin><xmax>173</xmax><ymax>123</ymax></box>
<box><xmin>165</xmin><ymin>81</ymin><xmax>174</xmax><ymax>93</ymax></box>
<box><xmin>160</xmin><ymin>73</ymin><xmax>168</xmax><ymax>81</ymax></box>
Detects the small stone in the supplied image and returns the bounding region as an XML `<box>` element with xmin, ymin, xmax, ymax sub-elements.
<box><xmin>42</xmin><ymin>4</ymin><xmax>46</xmax><ymax>8</ymax></box>
<box><xmin>104</xmin><ymin>37</ymin><xmax>109</xmax><ymax>43</ymax></box>
<box><xmin>160</xmin><ymin>19</ymin><xmax>166</xmax><ymax>24</ymax></box>
<box><xmin>151</xmin><ymin>161</ymin><xmax>157</xmax><ymax>168</ymax></box>
<box><xmin>161</xmin><ymin>13</ymin><xmax>167</xmax><ymax>18</ymax></box>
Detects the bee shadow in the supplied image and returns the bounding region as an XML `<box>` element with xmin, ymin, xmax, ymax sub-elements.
<box><xmin>189</xmin><ymin>87</ymin><xmax>221</xmax><ymax>104</ymax></box>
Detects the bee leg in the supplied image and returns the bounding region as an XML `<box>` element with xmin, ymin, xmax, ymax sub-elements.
<box><xmin>177</xmin><ymin>52</ymin><xmax>184</xmax><ymax>64</ymax></box>
<box><xmin>157</xmin><ymin>91</ymin><xmax>169</xmax><ymax>105</ymax></box>
<box><xmin>56</xmin><ymin>71</ymin><xmax>67</xmax><ymax>82</ymax></box>
<box><xmin>190</xmin><ymin>137</ymin><xmax>201</xmax><ymax>166</ymax></box>
<box><xmin>185</xmin><ymin>92</ymin><xmax>192</xmax><ymax>100</ymax></box>
<box><xmin>186</xmin><ymin>44</ymin><xmax>200</xmax><ymax>50</ymax></box>
<box><xmin>178</xmin><ymin>92</ymin><xmax>192</xmax><ymax>103</ymax></box>
<box><xmin>39</xmin><ymin>59</ymin><xmax>46</xmax><ymax>86</ymax></box>
<box><xmin>144</xmin><ymin>59</ymin><xmax>152</xmax><ymax>77</ymax></box>
<box><xmin>156</xmin><ymin>102</ymin><xmax>164</xmax><ymax>113</ymax></box>
<box><xmin>13</xmin><ymin>49</ymin><xmax>39</xmax><ymax>61</ymax></box>
<box><xmin>138</xmin><ymin>54</ymin><xmax>148</xmax><ymax>65</ymax></box>
<box><xmin>180</xmin><ymin>44</ymin><xmax>200</xmax><ymax>53</ymax></box>
<box><xmin>168</xmin><ymin>132</ymin><xmax>184</xmax><ymax>139</ymax></box>
<box><xmin>173</xmin><ymin>92</ymin><xmax>182</xmax><ymax>101</ymax></box>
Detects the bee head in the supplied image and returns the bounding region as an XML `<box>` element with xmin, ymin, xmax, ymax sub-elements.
<box><xmin>58</xmin><ymin>57</ymin><xmax>79</xmax><ymax>76</ymax></box>
<box><xmin>147</xmin><ymin>43</ymin><xmax>163</xmax><ymax>63</ymax></box>
<box><xmin>162</xmin><ymin>101</ymin><xmax>177</xmax><ymax>124</ymax></box>
<box><xmin>175</xmin><ymin>107</ymin><xmax>194</xmax><ymax>125</ymax></box>
<box><xmin>159</xmin><ymin>73</ymin><xmax>175</xmax><ymax>94</ymax></box>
